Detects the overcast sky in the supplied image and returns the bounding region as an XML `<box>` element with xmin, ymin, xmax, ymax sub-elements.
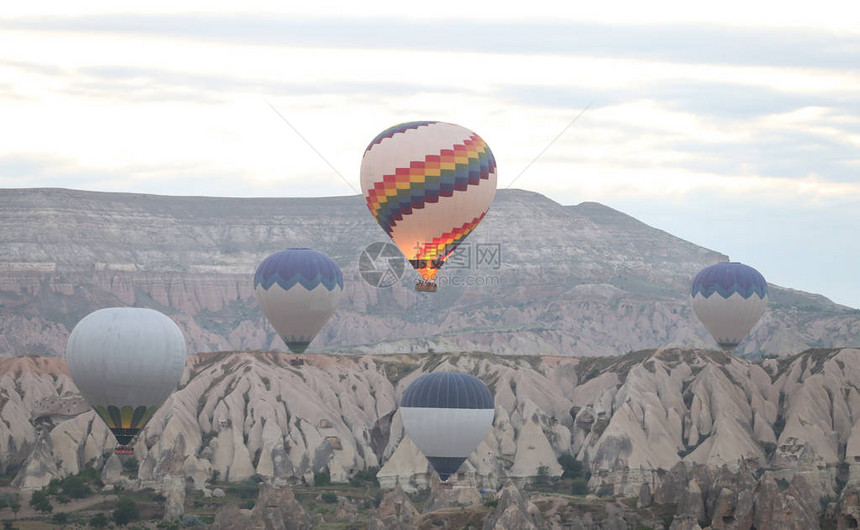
<box><xmin>2</xmin><ymin>2</ymin><xmax>858</xmax><ymax>308</ymax></box>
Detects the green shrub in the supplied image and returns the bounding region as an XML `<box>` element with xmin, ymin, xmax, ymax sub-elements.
<box><xmin>533</xmin><ymin>465</ymin><xmax>551</xmax><ymax>487</ymax></box>
<box><xmin>225</xmin><ymin>479</ymin><xmax>261</xmax><ymax>499</ymax></box>
<box><xmin>571</xmin><ymin>477</ymin><xmax>589</xmax><ymax>495</ymax></box>
<box><xmin>122</xmin><ymin>458</ymin><xmax>139</xmax><ymax>476</ymax></box>
<box><xmin>62</xmin><ymin>473</ymin><xmax>93</xmax><ymax>498</ymax></box>
<box><xmin>349</xmin><ymin>467</ymin><xmax>380</xmax><ymax>487</ymax></box>
<box><xmin>314</xmin><ymin>470</ymin><xmax>331</xmax><ymax>487</ymax></box>
<box><xmin>113</xmin><ymin>497</ymin><xmax>140</xmax><ymax>526</ymax></box>
<box><xmin>321</xmin><ymin>492</ymin><xmax>338</xmax><ymax>504</ymax></box>
<box><xmin>89</xmin><ymin>513</ymin><xmax>110</xmax><ymax>528</ymax></box>
<box><xmin>557</xmin><ymin>454</ymin><xmax>584</xmax><ymax>479</ymax></box>
<box><xmin>29</xmin><ymin>490</ymin><xmax>53</xmax><ymax>513</ymax></box>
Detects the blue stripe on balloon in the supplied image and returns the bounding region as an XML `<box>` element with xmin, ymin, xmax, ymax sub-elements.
<box><xmin>401</xmin><ymin>372</ymin><xmax>494</xmax><ymax>409</ymax></box>
<box><xmin>690</xmin><ymin>262</ymin><xmax>767</xmax><ymax>300</ymax></box>
<box><xmin>254</xmin><ymin>248</ymin><xmax>343</xmax><ymax>292</ymax></box>
<box><xmin>365</xmin><ymin>121</ymin><xmax>437</xmax><ymax>152</ymax></box>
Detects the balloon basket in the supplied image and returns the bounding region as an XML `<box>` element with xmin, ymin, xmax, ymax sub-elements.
<box><xmin>115</xmin><ymin>445</ymin><xmax>134</xmax><ymax>455</ymax></box>
<box><xmin>415</xmin><ymin>281</ymin><xmax>437</xmax><ymax>292</ymax></box>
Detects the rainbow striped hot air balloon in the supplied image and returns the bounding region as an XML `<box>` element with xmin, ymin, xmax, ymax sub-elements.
<box><xmin>691</xmin><ymin>261</ymin><xmax>768</xmax><ymax>352</ymax></box>
<box><xmin>400</xmin><ymin>371</ymin><xmax>495</xmax><ymax>481</ymax></box>
<box><xmin>253</xmin><ymin>248</ymin><xmax>343</xmax><ymax>353</ymax></box>
<box><xmin>65</xmin><ymin>308</ymin><xmax>187</xmax><ymax>454</ymax></box>
<box><xmin>360</xmin><ymin>121</ymin><xmax>497</xmax><ymax>291</ymax></box>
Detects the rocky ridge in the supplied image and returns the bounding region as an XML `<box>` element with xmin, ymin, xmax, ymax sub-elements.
<box><xmin>4</xmin><ymin>348</ymin><xmax>860</xmax><ymax>527</ymax></box>
<box><xmin>1</xmin><ymin>188</ymin><xmax>857</xmax><ymax>358</ymax></box>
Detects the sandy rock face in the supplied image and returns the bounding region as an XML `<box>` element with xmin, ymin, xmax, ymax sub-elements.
<box><xmin>482</xmin><ymin>480</ymin><xmax>541</xmax><ymax>530</ymax></box>
<box><xmin>6</xmin><ymin>349</ymin><xmax>860</xmax><ymax>527</ymax></box>
<box><xmin>1</xmin><ymin>188</ymin><xmax>856</xmax><ymax>360</ymax></box>
<box><xmin>373</xmin><ymin>483</ymin><xmax>420</xmax><ymax>529</ymax></box>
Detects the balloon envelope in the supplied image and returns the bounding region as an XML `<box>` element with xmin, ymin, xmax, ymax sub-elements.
<box><xmin>400</xmin><ymin>371</ymin><xmax>495</xmax><ymax>481</ymax></box>
<box><xmin>254</xmin><ymin>248</ymin><xmax>343</xmax><ymax>353</ymax></box>
<box><xmin>360</xmin><ymin>121</ymin><xmax>497</xmax><ymax>283</ymax></box>
<box><xmin>65</xmin><ymin>307</ymin><xmax>187</xmax><ymax>452</ymax></box>
<box><xmin>691</xmin><ymin>262</ymin><xmax>768</xmax><ymax>352</ymax></box>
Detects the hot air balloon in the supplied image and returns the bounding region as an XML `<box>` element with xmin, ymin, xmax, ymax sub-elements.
<box><xmin>691</xmin><ymin>261</ymin><xmax>768</xmax><ymax>352</ymax></box>
<box><xmin>400</xmin><ymin>371</ymin><xmax>495</xmax><ymax>481</ymax></box>
<box><xmin>65</xmin><ymin>308</ymin><xmax>187</xmax><ymax>455</ymax></box>
<box><xmin>253</xmin><ymin>248</ymin><xmax>343</xmax><ymax>353</ymax></box>
<box><xmin>360</xmin><ymin>121</ymin><xmax>497</xmax><ymax>292</ymax></box>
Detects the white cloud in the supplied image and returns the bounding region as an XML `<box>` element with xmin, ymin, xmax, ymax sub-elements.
<box><xmin>1</xmin><ymin>7</ymin><xmax>858</xmax><ymax>307</ymax></box>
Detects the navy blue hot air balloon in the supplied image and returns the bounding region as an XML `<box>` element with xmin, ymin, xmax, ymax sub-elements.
<box><xmin>253</xmin><ymin>248</ymin><xmax>343</xmax><ymax>353</ymax></box>
<box><xmin>400</xmin><ymin>371</ymin><xmax>495</xmax><ymax>481</ymax></box>
<box><xmin>691</xmin><ymin>261</ymin><xmax>768</xmax><ymax>352</ymax></box>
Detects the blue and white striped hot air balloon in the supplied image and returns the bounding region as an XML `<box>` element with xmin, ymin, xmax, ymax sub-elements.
<box><xmin>253</xmin><ymin>248</ymin><xmax>343</xmax><ymax>353</ymax></box>
<box><xmin>400</xmin><ymin>371</ymin><xmax>495</xmax><ymax>481</ymax></box>
<box><xmin>691</xmin><ymin>262</ymin><xmax>768</xmax><ymax>352</ymax></box>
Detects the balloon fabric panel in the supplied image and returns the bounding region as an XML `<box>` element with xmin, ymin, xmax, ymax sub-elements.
<box><xmin>691</xmin><ymin>261</ymin><xmax>768</xmax><ymax>299</ymax></box>
<box><xmin>253</xmin><ymin>248</ymin><xmax>343</xmax><ymax>353</ymax></box>
<box><xmin>361</xmin><ymin>122</ymin><xmax>498</xmax><ymax>282</ymax></box>
<box><xmin>66</xmin><ymin>308</ymin><xmax>187</xmax><ymax>449</ymax></box>
<box><xmin>401</xmin><ymin>371</ymin><xmax>494</xmax><ymax>409</ymax></box>
<box><xmin>690</xmin><ymin>262</ymin><xmax>768</xmax><ymax>352</ymax></box>
<box><xmin>400</xmin><ymin>371</ymin><xmax>495</xmax><ymax>481</ymax></box>
<box><xmin>364</xmin><ymin>134</ymin><xmax>495</xmax><ymax>238</ymax></box>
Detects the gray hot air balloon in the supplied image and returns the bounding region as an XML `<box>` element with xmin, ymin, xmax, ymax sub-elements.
<box><xmin>400</xmin><ymin>371</ymin><xmax>495</xmax><ymax>481</ymax></box>
<box><xmin>65</xmin><ymin>308</ymin><xmax>187</xmax><ymax>454</ymax></box>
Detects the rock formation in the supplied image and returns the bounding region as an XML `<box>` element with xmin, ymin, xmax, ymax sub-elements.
<box><xmin>482</xmin><ymin>480</ymin><xmax>541</xmax><ymax>530</ymax></box>
<box><xmin>4</xmin><ymin>348</ymin><xmax>860</xmax><ymax>526</ymax></box>
<box><xmin>372</xmin><ymin>483</ymin><xmax>419</xmax><ymax>529</ymax></box>
<box><xmin>1</xmin><ymin>188</ymin><xmax>857</xmax><ymax>360</ymax></box>
<box><xmin>210</xmin><ymin>480</ymin><xmax>313</xmax><ymax>530</ymax></box>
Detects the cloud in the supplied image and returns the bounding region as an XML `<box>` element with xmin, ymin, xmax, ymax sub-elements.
<box><xmin>5</xmin><ymin>15</ymin><xmax>860</xmax><ymax>70</ymax></box>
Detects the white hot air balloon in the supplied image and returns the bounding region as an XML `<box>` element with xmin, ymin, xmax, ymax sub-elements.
<box><xmin>691</xmin><ymin>261</ymin><xmax>768</xmax><ymax>352</ymax></box>
<box><xmin>253</xmin><ymin>248</ymin><xmax>343</xmax><ymax>353</ymax></box>
<box><xmin>400</xmin><ymin>371</ymin><xmax>495</xmax><ymax>481</ymax></box>
<box><xmin>65</xmin><ymin>307</ymin><xmax>187</xmax><ymax>454</ymax></box>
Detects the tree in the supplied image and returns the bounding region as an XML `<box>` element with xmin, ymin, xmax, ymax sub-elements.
<box><xmin>122</xmin><ymin>458</ymin><xmax>139</xmax><ymax>478</ymax></box>
<box><xmin>112</xmin><ymin>497</ymin><xmax>139</xmax><ymax>526</ymax></box>
<box><xmin>321</xmin><ymin>492</ymin><xmax>338</xmax><ymax>504</ymax></box>
<box><xmin>29</xmin><ymin>490</ymin><xmax>53</xmax><ymax>513</ymax></box>
<box><xmin>89</xmin><ymin>512</ymin><xmax>109</xmax><ymax>528</ymax></box>
<box><xmin>557</xmin><ymin>454</ymin><xmax>583</xmax><ymax>479</ymax></box>
<box><xmin>9</xmin><ymin>498</ymin><xmax>20</xmax><ymax>519</ymax></box>
<box><xmin>314</xmin><ymin>470</ymin><xmax>331</xmax><ymax>487</ymax></box>
<box><xmin>571</xmin><ymin>477</ymin><xmax>589</xmax><ymax>495</ymax></box>
<box><xmin>62</xmin><ymin>473</ymin><xmax>93</xmax><ymax>499</ymax></box>
<box><xmin>51</xmin><ymin>512</ymin><xmax>69</xmax><ymax>526</ymax></box>
<box><xmin>534</xmin><ymin>465</ymin><xmax>551</xmax><ymax>487</ymax></box>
